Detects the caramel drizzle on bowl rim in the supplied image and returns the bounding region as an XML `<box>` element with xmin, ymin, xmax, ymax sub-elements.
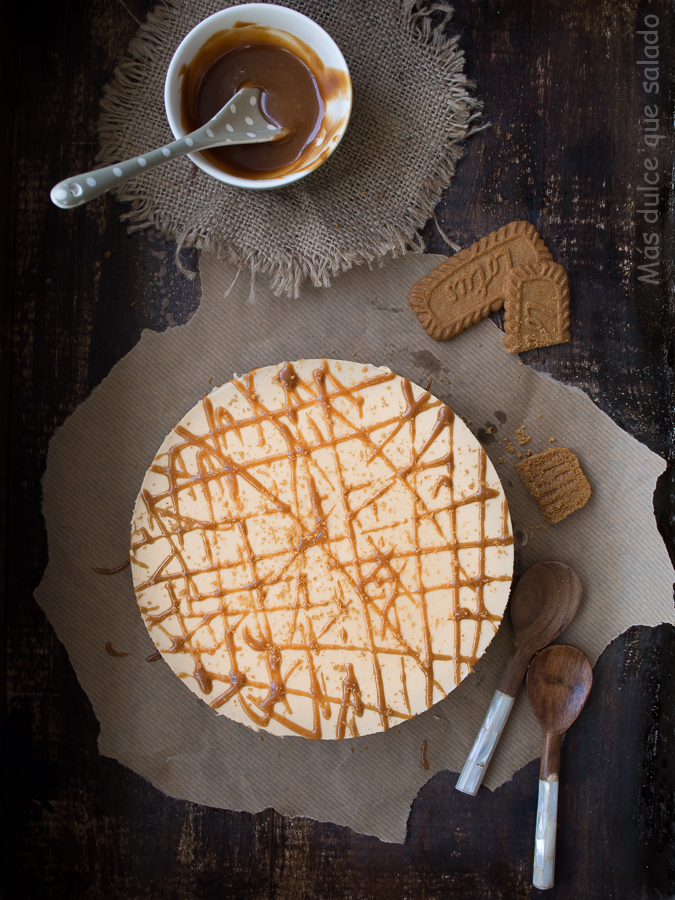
<box><xmin>131</xmin><ymin>360</ymin><xmax>512</xmax><ymax>739</ymax></box>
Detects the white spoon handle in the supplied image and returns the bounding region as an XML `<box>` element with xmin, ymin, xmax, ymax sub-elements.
<box><xmin>455</xmin><ymin>690</ymin><xmax>515</xmax><ymax>796</ymax></box>
<box><xmin>533</xmin><ymin>777</ymin><xmax>559</xmax><ymax>890</ymax></box>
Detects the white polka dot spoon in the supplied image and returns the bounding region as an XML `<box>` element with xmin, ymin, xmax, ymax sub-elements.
<box><xmin>50</xmin><ymin>87</ymin><xmax>284</xmax><ymax>209</ymax></box>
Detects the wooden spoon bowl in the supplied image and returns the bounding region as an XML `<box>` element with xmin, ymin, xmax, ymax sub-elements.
<box><xmin>502</xmin><ymin>561</ymin><xmax>583</xmax><ymax>697</ymax></box>
<box><xmin>528</xmin><ymin>644</ymin><xmax>593</xmax><ymax>735</ymax></box>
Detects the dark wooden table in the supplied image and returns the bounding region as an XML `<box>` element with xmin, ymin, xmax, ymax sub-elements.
<box><xmin>3</xmin><ymin>1</ymin><xmax>673</xmax><ymax>897</ymax></box>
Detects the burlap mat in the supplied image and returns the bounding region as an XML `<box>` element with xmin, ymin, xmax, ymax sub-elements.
<box><xmin>98</xmin><ymin>0</ymin><xmax>481</xmax><ymax>298</ymax></box>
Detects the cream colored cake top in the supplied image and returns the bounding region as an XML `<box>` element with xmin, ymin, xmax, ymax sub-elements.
<box><xmin>130</xmin><ymin>359</ymin><xmax>513</xmax><ymax>739</ymax></box>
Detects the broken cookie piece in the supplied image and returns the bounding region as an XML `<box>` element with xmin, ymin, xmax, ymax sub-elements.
<box><xmin>503</xmin><ymin>262</ymin><xmax>570</xmax><ymax>353</ymax></box>
<box><xmin>516</xmin><ymin>448</ymin><xmax>591</xmax><ymax>524</ymax></box>
<box><xmin>409</xmin><ymin>221</ymin><xmax>553</xmax><ymax>341</ymax></box>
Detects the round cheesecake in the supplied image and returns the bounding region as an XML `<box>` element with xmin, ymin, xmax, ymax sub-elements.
<box><xmin>130</xmin><ymin>359</ymin><xmax>513</xmax><ymax>739</ymax></box>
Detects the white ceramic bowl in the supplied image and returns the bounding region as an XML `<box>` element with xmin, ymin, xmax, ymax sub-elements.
<box><xmin>164</xmin><ymin>4</ymin><xmax>352</xmax><ymax>189</ymax></box>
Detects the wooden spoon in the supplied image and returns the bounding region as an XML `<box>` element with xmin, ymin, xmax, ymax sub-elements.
<box><xmin>527</xmin><ymin>644</ymin><xmax>593</xmax><ymax>890</ymax></box>
<box><xmin>456</xmin><ymin>561</ymin><xmax>581</xmax><ymax>796</ymax></box>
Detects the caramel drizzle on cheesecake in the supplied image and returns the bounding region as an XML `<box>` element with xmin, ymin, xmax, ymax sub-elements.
<box><xmin>131</xmin><ymin>360</ymin><xmax>512</xmax><ymax>739</ymax></box>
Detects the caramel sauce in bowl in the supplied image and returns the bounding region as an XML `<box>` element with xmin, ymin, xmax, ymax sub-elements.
<box><xmin>165</xmin><ymin>5</ymin><xmax>352</xmax><ymax>189</ymax></box>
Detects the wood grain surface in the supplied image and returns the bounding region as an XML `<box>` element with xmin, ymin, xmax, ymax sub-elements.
<box><xmin>2</xmin><ymin>0</ymin><xmax>673</xmax><ymax>898</ymax></box>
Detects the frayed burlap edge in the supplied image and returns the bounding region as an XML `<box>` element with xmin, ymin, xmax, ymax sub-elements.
<box><xmin>98</xmin><ymin>0</ymin><xmax>484</xmax><ymax>297</ymax></box>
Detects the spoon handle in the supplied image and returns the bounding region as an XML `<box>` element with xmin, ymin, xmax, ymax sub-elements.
<box><xmin>455</xmin><ymin>645</ymin><xmax>530</xmax><ymax>795</ymax></box>
<box><xmin>455</xmin><ymin>690</ymin><xmax>515</xmax><ymax>795</ymax></box>
<box><xmin>533</xmin><ymin>732</ymin><xmax>562</xmax><ymax>890</ymax></box>
<box><xmin>50</xmin><ymin>136</ymin><xmax>206</xmax><ymax>209</ymax></box>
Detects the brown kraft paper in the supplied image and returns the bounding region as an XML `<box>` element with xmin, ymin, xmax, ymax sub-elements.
<box><xmin>36</xmin><ymin>253</ymin><xmax>674</xmax><ymax>843</ymax></box>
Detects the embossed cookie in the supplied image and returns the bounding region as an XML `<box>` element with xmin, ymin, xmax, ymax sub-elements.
<box><xmin>516</xmin><ymin>448</ymin><xmax>591</xmax><ymax>524</ymax></box>
<box><xmin>130</xmin><ymin>359</ymin><xmax>514</xmax><ymax>740</ymax></box>
<box><xmin>503</xmin><ymin>261</ymin><xmax>570</xmax><ymax>353</ymax></box>
<box><xmin>408</xmin><ymin>221</ymin><xmax>552</xmax><ymax>341</ymax></box>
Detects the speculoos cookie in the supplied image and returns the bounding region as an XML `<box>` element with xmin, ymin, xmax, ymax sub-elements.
<box><xmin>503</xmin><ymin>261</ymin><xmax>570</xmax><ymax>353</ymax></box>
<box><xmin>408</xmin><ymin>221</ymin><xmax>552</xmax><ymax>341</ymax></box>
